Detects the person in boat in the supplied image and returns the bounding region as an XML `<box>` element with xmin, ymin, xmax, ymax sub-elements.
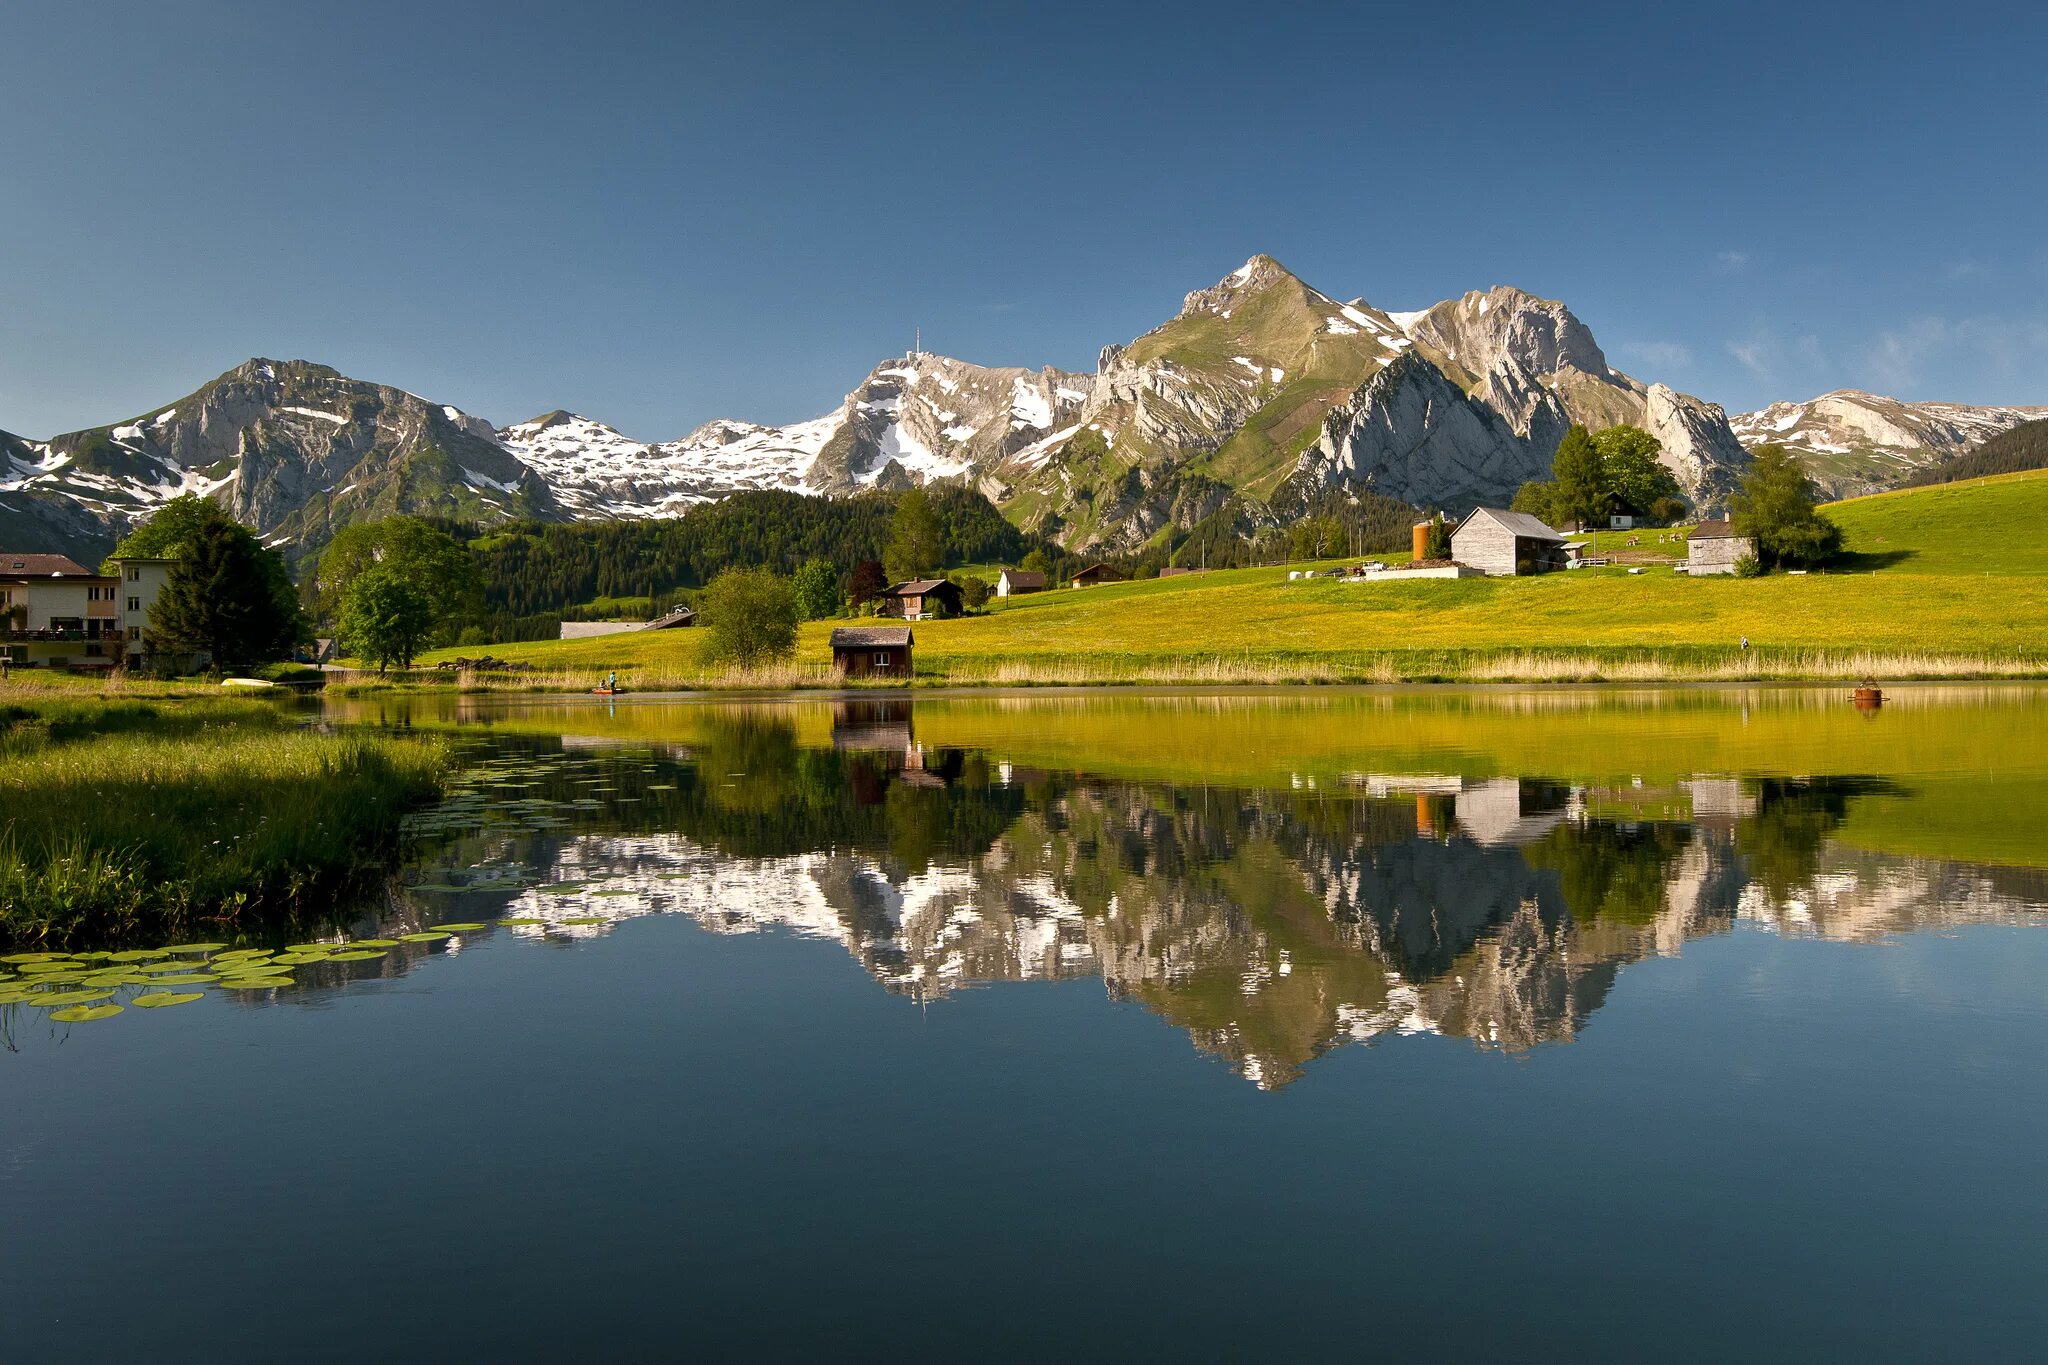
<box><xmin>606</xmin><ymin>671</ymin><xmax>618</xmax><ymax>693</ymax></box>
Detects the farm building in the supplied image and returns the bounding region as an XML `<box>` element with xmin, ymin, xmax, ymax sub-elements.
<box><xmin>884</xmin><ymin>579</ymin><xmax>963</xmax><ymax>620</ymax></box>
<box><xmin>1686</xmin><ymin>520</ymin><xmax>1755</xmax><ymax>575</ymax></box>
<box><xmin>559</xmin><ymin>605</ymin><xmax>694</xmax><ymax>640</ymax></box>
<box><xmin>1070</xmin><ymin>563</ymin><xmax>1125</xmax><ymax>588</ymax></box>
<box><xmin>1450</xmin><ymin>508</ymin><xmax>1570</xmax><ymax>576</ymax></box>
<box><xmin>831</xmin><ymin>625</ymin><xmax>913</xmax><ymax>677</ymax></box>
<box><xmin>996</xmin><ymin>569</ymin><xmax>1045</xmax><ymax>597</ymax></box>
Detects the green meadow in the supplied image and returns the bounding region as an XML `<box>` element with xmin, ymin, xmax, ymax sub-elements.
<box><xmin>406</xmin><ymin>469</ymin><xmax>2048</xmax><ymax>686</ymax></box>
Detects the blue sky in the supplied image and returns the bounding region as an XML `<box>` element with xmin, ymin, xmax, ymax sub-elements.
<box><xmin>4</xmin><ymin>0</ymin><xmax>2044</xmax><ymax>439</ymax></box>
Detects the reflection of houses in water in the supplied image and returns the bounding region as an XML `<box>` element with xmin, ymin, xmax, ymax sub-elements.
<box><xmin>831</xmin><ymin>699</ymin><xmax>962</xmax><ymax>792</ymax></box>
<box><xmin>1351</xmin><ymin>774</ymin><xmax>1576</xmax><ymax>847</ymax></box>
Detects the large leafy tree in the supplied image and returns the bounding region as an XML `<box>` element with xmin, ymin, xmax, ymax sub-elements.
<box><xmin>311</xmin><ymin>517</ymin><xmax>482</xmax><ymax>642</ymax></box>
<box><xmin>1731</xmin><ymin>444</ymin><xmax>1842</xmax><ymax>569</ymax></box>
<box><xmin>336</xmin><ymin>565</ymin><xmax>436</xmax><ymax>672</ymax></box>
<box><xmin>1548</xmin><ymin>424</ymin><xmax>1610</xmax><ymax>530</ymax></box>
<box><xmin>147</xmin><ymin>519</ymin><xmax>304</xmax><ymax>666</ymax></box>
<box><xmin>1591</xmin><ymin>425</ymin><xmax>1685</xmax><ymax>519</ymax></box>
<box><xmin>698</xmin><ymin>568</ymin><xmax>800</xmax><ymax>669</ymax></box>
<box><xmin>790</xmin><ymin>558</ymin><xmax>842</xmax><ymax>620</ymax></box>
<box><xmin>884</xmin><ymin>488</ymin><xmax>942</xmax><ymax>583</ymax></box>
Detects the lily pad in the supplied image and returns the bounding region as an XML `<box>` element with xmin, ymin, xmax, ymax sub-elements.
<box><xmin>132</xmin><ymin>992</ymin><xmax>204</xmax><ymax>1009</ymax></box>
<box><xmin>538</xmin><ymin>882</ymin><xmax>588</xmax><ymax>894</ymax></box>
<box><xmin>324</xmin><ymin>950</ymin><xmax>387</xmax><ymax>962</ymax></box>
<box><xmin>397</xmin><ymin>932</ymin><xmax>452</xmax><ymax>943</ymax></box>
<box><xmin>560</xmin><ymin>917</ymin><xmax>611</xmax><ymax>926</ymax></box>
<box><xmin>165</xmin><ymin>943</ymin><xmax>227</xmax><ymax>954</ymax></box>
<box><xmin>50</xmin><ymin>1003</ymin><xmax>124</xmax><ymax>1023</ymax></box>
<box><xmin>429</xmin><ymin>922</ymin><xmax>489</xmax><ymax>932</ymax></box>
<box><xmin>498</xmin><ymin>918</ymin><xmax>548</xmax><ymax>927</ymax></box>
<box><xmin>216</xmin><ymin>976</ymin><xmax>294</xmax><ymax>990</ymax></box>
<box><xmin>134</xmin><ymin>960</ymin><xmax>204</xmax><ymax>974</ymax></box>
<box><xmin>144</xmin><ymin>973</ymin><xmax>216</xmax><ymax>986</ymax></box>
<box><xmin>34</xmin><ymin>988</ymin><xmax>117</xmax><ymax>1007</ymax></box>
<box><xmin>107</xmin><ymin>949</ymin><xmax>161</xmax><ymax>963</ymax></box>
<box><xmin>1</xmin><ymin>952</ymin><xmax>67</xmax><ymax>964</ymax></box>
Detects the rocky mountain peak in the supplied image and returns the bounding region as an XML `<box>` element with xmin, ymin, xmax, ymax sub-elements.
<box><xmin>1179</xmin><ymin>254</ymin><xmax>1301</xmax><ymax>317</ymax></box>
<box><xmin>1404</xmin><ymin>286</ymin><xmax>1611</xmax><ymax>382</ymax></box>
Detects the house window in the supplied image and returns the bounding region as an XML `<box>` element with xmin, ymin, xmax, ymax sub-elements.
<box><xmin>127</xmin><ymin>596</ymin><xmax>140</xmax><ymax>612</ymax></box>
<box><xmin>128</xmin><ymin>567</ymin><xmax>141</xmax><ymax>582</ymax></box>
<box><xmin>873</xmin><ymin>652</ymin><xmax>893</xmax><ymax>668</ymax></box>
<box><xmin>129</xmin><ymin>626</ymin><xmax>142</xmax><ymax>641</ymax></box>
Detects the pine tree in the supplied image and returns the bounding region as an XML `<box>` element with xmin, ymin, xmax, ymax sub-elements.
<box><xmin>1549</xmin><ymin>425</ymin><xmax>1610</xmax><ymax>530</ymax></box>
<box><xmin>884</xmin><ymin>488</ymin><xmax>942</xmax><ymax>583</ymax></box>
<box><xmin>147</xmin><ymin>520</ymin><xmax>302</xmax><ymax>666</ymax></box>
<box><xmin>1732</xmin><ymin>444</ymin><xmax>1842</xmax><ymax>569</ymax></box>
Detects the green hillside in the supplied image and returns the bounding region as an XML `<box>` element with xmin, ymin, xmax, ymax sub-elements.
<box><xmin>410</xmin><ymin>469</ymin><xmax>2048</xmax><ymax>685</ymax></box>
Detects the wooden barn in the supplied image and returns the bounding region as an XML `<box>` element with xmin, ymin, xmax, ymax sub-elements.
<box><xmin>1686</xmin><ymin>520</ymin><xmax>1756</xmax><ymax>575</ymax></box>
<box><xmin>884</xmin><ymin>578</ymin><xmax>963</xmax><ymax>620</ymax></box>
<box><xmin>996</xmin><ymin>569</ymin><xmax>1046</xmax><ymax>597</ymax></box>
<box><xmin>1070</xmin><ymin>563</ymin><xmax>1125</xmax><ymax>588</ymax></box>
<box><xmin>831</xmin><ymin>625</ymin><xmax>913</xmax><ymax>677</ymax></box>
<box><xmin>1450</xmin><ymin>508</ymin><xmax>1570</xmax><ymax>576</ymax></box>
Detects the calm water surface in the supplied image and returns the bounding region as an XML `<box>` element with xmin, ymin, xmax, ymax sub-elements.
<box><xmin>6</xmin><ymin>686</ymin><xmax>2048</xmax><ymax>1362</ymax></box>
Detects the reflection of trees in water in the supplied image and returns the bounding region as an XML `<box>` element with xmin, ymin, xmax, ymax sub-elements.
<box><xmin>473</xmin><ymin>722</ymin><xmax>2039</xmax><ymax>1087</ymax></box>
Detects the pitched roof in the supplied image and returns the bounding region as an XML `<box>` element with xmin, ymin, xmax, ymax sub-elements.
<box><xmin>888</xmin><ymin>579</ymin><xmax>951</xmax><ymax>595</ymax></box>
<box><xmin>831</xmin><ymin>626</ymin><xmax>913</xmax><ymax>648</ymax></box>
<box><xmin>1072</xmin><ymin>562</ymin><xmax>1124</xmax><ymax>577</ymax></box>
<box><xmin>0</xmin><ymin>553</ymin><xmax>94</xmax><ymax>578</ymax></box>
<box><xmin>645</xmin><ymin>605</ymin><xmax>696</xmax><ymax>629</ymax></box>
<box><xmin>1459</xmin><ymin>508</ymin><xmax>1566</xmax><ymax>541</ymax></box>
<box><xmin>1690</xmin><ymin>519</ymin><xmax>1742</xmax><ymax>540</ymax></box>
<box><xmin>998</xmin><ymin>569</ymin><xmax>1046</xmax><ymax>588</ymax></box>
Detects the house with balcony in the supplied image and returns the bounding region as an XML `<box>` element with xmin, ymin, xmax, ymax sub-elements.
<box><xmin>0</xmin><ymin>552</ymin><xmax>178</xmax><ymax>671</ymax></box>
<box><xmin>0</xmin><ymin>554</ymin><xmax>122</xmax><ymax>670</ymax></box>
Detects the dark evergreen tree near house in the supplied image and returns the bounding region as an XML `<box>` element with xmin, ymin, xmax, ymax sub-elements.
<box><xmin>336</xmin><ymin>565</ymin><xmax>436</xmax><ymax>672</ymax></box>
<box><xmin>884</xmin><ymin>487</ymin><xmax>943</xmax><ymax>583</ymax></box>
<box><xmin>1548</xmin><ymin>424</ymin><xmax>1610</xmax><ymax>530</ymax></box>
<box><xmin>698</xmin><ymin>568</ymin><xmax>800</xmax><ymax>669</ymax></box>
<box><xmin>146</xmin><ymin>520</ymin><xmax>303</xmax><ymax>666</ymax></box>
<box><xmin>1731</xmin><ymin>444</ymin><xmax>1843</xmax><ymax>569</ymax></box>
<box><xmin>847</xmin><ymin>560</ymin><xmax>888</xmax><ymax>610</ymax></box>
<box><xmin>958</xmin><ymin>575</ymin><xmax>993</xmax><ymax>610</ymax></box>
<box><xmin>112</xmin><ymin>494</ymin><xmax>301</xmax><ymax>638</ymax></box>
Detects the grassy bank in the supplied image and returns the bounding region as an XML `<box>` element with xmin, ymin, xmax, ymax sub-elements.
<box><xmin>0</xmin><ymin>694</ymin><xmax>450</xmax><ymax>946</ymax></box>
<box><xmin>354</xmin><ymin>469</ymin><xmax>2048</xmax><ymax>689</ymax></box>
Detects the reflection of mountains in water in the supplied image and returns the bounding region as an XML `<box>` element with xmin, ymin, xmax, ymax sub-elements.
<box><xmin>413</xmin><ymin>708</ymin><xmax>2048</xmax><ymax>1089</ymax></box>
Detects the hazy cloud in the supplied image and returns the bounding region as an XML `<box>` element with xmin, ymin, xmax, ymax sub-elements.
<box><xmin>1715</xmin><ymin>250</ymin><xmax>1752</xmax><ymax>274</ymax></box>
<box><xmin>1942</xmin><ymin>257</ymin><xmax>1990</xmax><ymax>282</ymax></box>
<box><xmin>1619</xmin><ymin>340</ymin><xmax>1694</xmax><ymax>371</ymax></box>
<box><xmin>1860</xmin><ymin>315</ymin><xmax>2048</xmax><ymax>393</ymax></box>
<box><xmin>1727</xmin><ymin>328</ymin><xmax>1828</xmax><ymax>384</ymax></box>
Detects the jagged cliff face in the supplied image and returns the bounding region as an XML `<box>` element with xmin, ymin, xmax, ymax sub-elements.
<box><xmin>1730</xmin><ymin>390</ymin><xmax>2048</xmax><ymax>497</ymax></box>
<box><xmin>1290</xmin><ymin>352</ymin><xmax>1544</xmax><ymax>510</ymax></box>
<box><xmin>497</xmin><ymin>409</ymin><xmax>838</xmax><ymax>517</ymax></box>
<box><xmin>1397</xmin><ymin>285</ymin><xmax>1751</xmax><ymax>504</ymax></box>
<box><xmin>6</xmin><ymin>360</ymin><xmax>560</xmax><ymax>560</ymax></box>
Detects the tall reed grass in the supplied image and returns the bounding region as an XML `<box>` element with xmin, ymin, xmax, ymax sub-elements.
<box><xmin>0</xmin><ymin>697</ymin><xmax>449</xmax><ymax>945</ymax></box>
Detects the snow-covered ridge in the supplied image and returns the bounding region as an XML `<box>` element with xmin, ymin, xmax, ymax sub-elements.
<box><xmin>1729</xmin><ymin>390</ymin><xmax>2048</xmax><ymax>495</ymax></box>
<box><xmin>493</xmin><ymin>410</ymin><xmax>841</xmax><ymax>517</ymax></box>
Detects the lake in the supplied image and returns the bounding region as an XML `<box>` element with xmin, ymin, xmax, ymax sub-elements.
<box><xmin>6</xmin><ymin>685</ymin><xmax>2047</xmax><ymax>1362</ymax></box>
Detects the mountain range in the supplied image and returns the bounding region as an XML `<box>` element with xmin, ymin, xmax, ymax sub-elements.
<box><xmin>3</xmin><ymin>255</ymin><xmax>2038</xmax><ymax>562</ymax></box>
